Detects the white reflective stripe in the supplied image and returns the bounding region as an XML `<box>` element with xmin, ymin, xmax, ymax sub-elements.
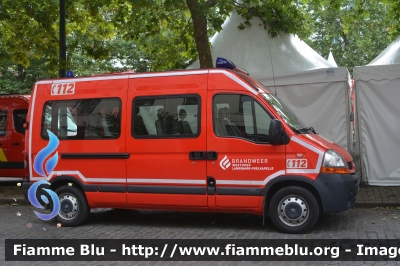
<box><xmin>127</xmin><ymin>178</ymin><xmax>206</xmax><ymax>185</ymax></box>
<box><xmin>35</xmin><ymin>80</ymin><xmax>53</xmax><ymax>84</ymax></box>
<box><xmin>30</xmin><ymin>172</ymin><xmax>205</xmax><ymax>185</ymax></box>
<box><xmin>46</xmin><ymin>70</ymin><xmax>208</xmax><ymax>84</ymax></box>
<box><xmin>209</xmin><ymin>69</ymin><xmax>259</xmax><ymax>95</ymax></box>
<box><xmin>128</xmin><ymin>70</ymin><xmax>208</xmax><ymax>79</ymax></box>
<box><xmin>287</xmin><ymin>136</ymin><xmax>324</xmax><ymax>174</ymax></box>
<box><xmin>53</xmin><ymin>75</ymin><xmax>130</xmax><ymax>83</ymax></box>
<box><xmin>216</xmin><ymin>170</ymin><xmax>285</xmax><ymax>186</ymax></box>
<box><xmin>29</xmin><ymin>83</ymin><xmax>39</xmax><ymax>178</ymax></box>
<box><xmin>81</xmin><ymin>178</ymin><xmax>125</xmax><ymax>183</ymax></box>
<box><xmin>263</xmin><ymin>170</ymin><xmax>286</xmax><ymax>184</ymax></box>
<box><xmin>286</xmin><ymin>169</ymin><xmax>321</xmax><ymax>174</ymax></box>
<box><xmin>216</xmin><ymin>180</ymin><xmax>263</xmax><ymax>185</ymax></box>
<box><xmin>30</xmin><ymin>176</ymin><xmax>126</xmax><ymax>183</ymax></box>
<box><xmin>30</xmin><ymin>171</ymin><xmax>125</xmax><ymax>183</ymax></box>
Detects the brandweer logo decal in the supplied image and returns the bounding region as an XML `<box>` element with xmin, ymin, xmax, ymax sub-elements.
<box><xmin>219</xmin><ymin>155</ymin><xmax>274</xmax><ymax>171</ymax></box>
<box><xmin>219</xmin><ymin>155</ymin><xmax>231</xmax><ymax>170</ymax></box>
<box><xmin>28</xmin><ymin>130</ymin><xmax>61</xmax><ymax>220</ymax></box>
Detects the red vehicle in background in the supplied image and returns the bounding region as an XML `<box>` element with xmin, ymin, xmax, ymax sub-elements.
<box><xmin>0</xmin><ymin>94</ymin><xmax>30</xmax><ymax>178</ymax></box>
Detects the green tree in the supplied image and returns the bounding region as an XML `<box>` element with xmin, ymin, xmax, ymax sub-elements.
<box><xmin>69</xmin><ymin>37</ymin><xmax>156</xmax><ymax>76</ymax></box>
<box><xmin>0</xmin><ymin>46</ymin><xmax>56</xmax><ymax>93</ymax></box>
<box><xmin>2</xmin><ymin>0</ymin><xmax>400</xmax><ymax>94</ymax></box>
<box><xmin>384</xmin><ymin>0</ymin><xmax>400</xmax><ymax>36</ymax></box>
<box><xmin>1</xmin><ymin>0</ymin><xmax>310</xmax><ymax>72</ymax></box>
<box><xmin>304</xmin><ymin>0</ymin><xmax>399</xmax><ymax>73</ymax></box>
<box><xmin>183</xmin><ymin>0</ymin><xmax>310</xmax><ymax>67</ymax></box>
<box><xmin>0</xmin><ymin>0</ymin><xmax>116</xmax><ymax>68</ymax></box>
<box><xmin>110</xmin><ymin>0</ymin><xmax>202</xmax><ymax>70</ymax></box>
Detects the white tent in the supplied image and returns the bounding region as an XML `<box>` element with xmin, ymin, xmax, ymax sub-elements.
<box><xmin>189</xmin><ymin>12</ymin><xmax>353</xmax><ymax>150</ymax></box>
<box><xmin>353</xmin><ymin>36</ymin><xmax>400</xmax><ymax>186</ymax></box>
<box><xmin>368</xmin><ymin>37</ymin><xmax>400</xmax><ymax>65</ymax></box>
<box><xmin>328</xmin><ymin>51</ymin><xmax>339</xmax><ymax>67</ymax></box>
<box><xmin>188</xmin><ymin>13</ymin><xmax>335</xmax><ymax>73</ymax></box>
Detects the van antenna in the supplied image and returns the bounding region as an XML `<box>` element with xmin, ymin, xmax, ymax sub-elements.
<box><xmin>268</xmin><ymin>45</ymin><xmax>277</xmax><ymax>96</ymax></box>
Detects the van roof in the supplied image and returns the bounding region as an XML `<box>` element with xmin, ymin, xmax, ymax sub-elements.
<box><xmin>37</xmin><ymin>69</ymin><xmax>205</xmax><ymax>81</ymax></box>
<box><xmin>34</xmin><ymin>68</ymin><xmax>273</xmax><ymax>94</ymax></box>
<box><xmin>0</xmin><ymin>94</ymin><xmax>30</xmax><ymax>102</ymax></box>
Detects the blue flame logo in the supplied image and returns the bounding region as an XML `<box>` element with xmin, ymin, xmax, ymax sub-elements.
<box><xmin>34</xmin><ymin>130</ymin><xmax>59</xmax><ymax>176</ymax></box>
<box><xmin>28</xmin><ymin>180</ymin><xmax>60</xmax><ymax>220</ymax></box>
<box><xmin>28</xmin><ymin>130</ymin><xmax>61</xmax><ymax>220</ymax></box>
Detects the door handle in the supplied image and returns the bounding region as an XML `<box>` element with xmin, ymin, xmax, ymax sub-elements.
<box><xmin>12</xmin><ymin>142</ymin><xmax>21</xmax><ymax>146</ymax></box>
<box><xmin>189</xmin><ymin>151</ymin><xmax>206</xmax><ymax>160</ymax></box>
<box><xmin>189</xmin><ymin>151</ymin><xmax>218</xmax><ymax>160</ymax></box>
<box><xmin>207</xmin><ymin>151</ymin><xmax>218</xmax><ymax>160</ymax></box>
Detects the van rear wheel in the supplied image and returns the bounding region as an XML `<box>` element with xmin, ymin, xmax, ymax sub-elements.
<box><xmin>54</xmin><ymin>186</ymin><xmax>90</xmax><ymax>227</ymax></box>
<box><xmin>269</xmin><ymin>186</ymin><xmax>319</xmax><ymax>234</ymax></box>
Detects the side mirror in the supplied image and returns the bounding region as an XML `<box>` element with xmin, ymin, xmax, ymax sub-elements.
<box><xmin>269</xmin><ymin>119</ymin><xmax>289</xmax><ymax>145</ymax></box>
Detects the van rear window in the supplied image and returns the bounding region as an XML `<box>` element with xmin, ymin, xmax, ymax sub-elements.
<box><xmin>13</xmin><ymin>109</ymin><xmax>28</xmax><ymax>134</ymax></box>
<box><xmin>41</xmin><ymin>98</ymin><xmax>121</xmax><ymax>140</ymax></box>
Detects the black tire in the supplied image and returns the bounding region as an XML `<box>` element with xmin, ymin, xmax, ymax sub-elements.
<box><xmin>54</xmin><ymin>186</ymin><xmax>90</xmax><ymax>227</ymax></box>
<box><xmin>269</xmin><ymin>186</ymin><xmax>319</xmax><ymax>234</ymax></box>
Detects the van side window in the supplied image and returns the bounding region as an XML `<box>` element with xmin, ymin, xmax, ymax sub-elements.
<box><xmin>41</xmin><ymin>98</ymin><xmax>121</xmax><ymax>140</ymax></box>
<box><xmin>0</xmin><ymin>111</ymin><xmax>7</xmax><ymax>136</ymax></box>
<box><xmin>213</xmin><ymin>94</ymin><xmax>273</xmax><ymax>143</ymax></box>
<box><xmin>132</xmin><ymin>96</ymin><xmax>199</xmax><ymax>137</ymax></box>
<box><xmin>13</xmin><ymin>110</ymin><xmax>28</xmax><ymax>134</ymax></box>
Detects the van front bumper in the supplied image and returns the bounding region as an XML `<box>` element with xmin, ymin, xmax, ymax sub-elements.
<box><xmin>313</xmin><ymin>172</ymin><xmax>360</xmax><ymax>213</ymax></box>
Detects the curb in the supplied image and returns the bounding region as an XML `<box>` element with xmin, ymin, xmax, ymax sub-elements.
<box><xmin>354</xmin><ymin>202</ymin><xmax>400</xmax><ymax>208</ymax></box>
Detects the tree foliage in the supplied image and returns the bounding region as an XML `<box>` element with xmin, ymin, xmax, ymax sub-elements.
<box><xmin>0</xmin><ymin>0</ymin><xmax>311</xmax><ymax>76</ymax></box>
<box><xmin>110</xmin><ymin>0</ymin><xmax>198</xmax><ymax>70</ymax></box>
<box><xmin>235</xmin><ymin>0</ymin><xmax>310</xmax><ymax>38</ymax></box>
<box><xmin>0</xmin><ymin>55</ymin><xmax>53</xmax><ymax>94</ymax></box>
<box><xmin>304</xmin><ymin>0</ymin><xmax>399</xmax><ymax>72</ymax></box>
<box><xmin>1</xmin><ymin>0</ymin><xmax>400</xmax><ymax>93</ymax></box>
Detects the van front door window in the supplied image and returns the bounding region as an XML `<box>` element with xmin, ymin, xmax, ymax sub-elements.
<box><xmin>213</xmin><ymin>94</ymin><xmax>273</xmax><ymax>143</ymax></box>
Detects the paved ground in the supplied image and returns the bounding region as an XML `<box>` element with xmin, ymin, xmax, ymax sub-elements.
<box><xmin>1</xmin><ymin>204</ymin><xmax>400</xmax><ymax>265</ymax></box>
<box><xmin>2</xmin><ymin>178</ymin><xmax>400</xmax><ymax>265</ymax></box>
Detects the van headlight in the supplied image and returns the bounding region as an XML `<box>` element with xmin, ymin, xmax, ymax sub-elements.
<box><xmin>321</xmin><ymin>150</ymin><xmax>349</xmax><ymax>174</ymax></box>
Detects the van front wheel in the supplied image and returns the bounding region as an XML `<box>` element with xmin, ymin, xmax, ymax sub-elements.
<box><xmin>54</xmin><ymin>186</ymin><xmax>90</xmax><ymax>227</ymax></box>
<box><xmin>269</xmin><ymin>186</ymin><xmax>319</xmax><ymax>234</ymax></box>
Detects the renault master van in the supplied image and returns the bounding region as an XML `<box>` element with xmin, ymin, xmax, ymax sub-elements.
<box><xmin>0</xmin><ymin>94</ymin><xmax>30</xmax><ymax>178</ymax></box>
<box><xmin>22</xmin><ymin>61</ymin><xmax>359</xmax><ymax>233</ymax></box>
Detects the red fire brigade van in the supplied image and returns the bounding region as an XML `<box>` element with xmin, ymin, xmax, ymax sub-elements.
<box><xmin>0</xmin><ymin>94</ymin><xmax>30</xmax><ymax>178</ymax></box>
<box><xmin>22</xmin><ymin>60</ymin><xmax>359</xmax><ymax>233</ymax></box>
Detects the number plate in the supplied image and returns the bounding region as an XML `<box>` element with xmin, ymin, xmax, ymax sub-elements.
<box><xmin>286</xmin><ymin>159</ymin><xmax>308</xmax><ymax>169</ymax></box>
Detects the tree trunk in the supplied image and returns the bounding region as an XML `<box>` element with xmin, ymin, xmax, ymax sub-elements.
<box><xmin>186</xmin><ymin>0</ymin><xmax>214</xmax><ymax>68</ymax></box>
<box><xmin>17</xmin><ymin>64</ymin><xmax>27</xmax><ymax>83</ymax></box>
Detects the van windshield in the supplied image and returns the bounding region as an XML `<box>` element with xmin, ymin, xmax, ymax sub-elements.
<box><xmin>261</xmin><ymin>93</ymin><xmax>315</xmax><ymax>134</ymax></box>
